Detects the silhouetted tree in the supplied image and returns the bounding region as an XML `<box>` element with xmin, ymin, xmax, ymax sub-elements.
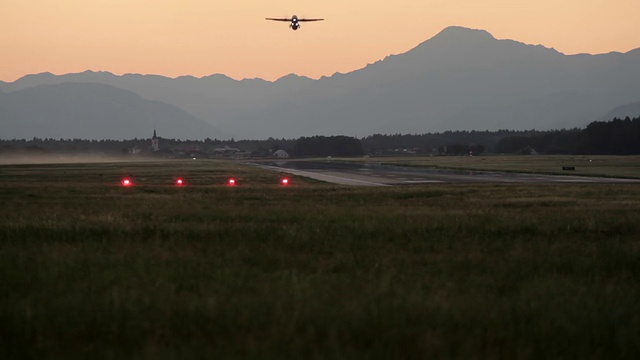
<box><xmin>294</xmin><ymin>136</ymin><xmax>364</xmax><ymax>157</ymax></box>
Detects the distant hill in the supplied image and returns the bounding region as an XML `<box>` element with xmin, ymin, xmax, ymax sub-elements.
<box><xmin>0</xmin><ymin>82</ymin><xmax>222</xmax><ymax>140</ymax></box>
<box><xmin>3</xmin><ymin>26</ymin><xmax>640</xmax><ymax>139</ymax></box>
<box><xmin>599</xmin><ymin>100</ymin><xmax>640</xmax><ymax>121</ymax></box>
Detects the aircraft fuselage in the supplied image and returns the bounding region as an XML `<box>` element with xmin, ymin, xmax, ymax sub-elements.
<box><xmin>265</xmin><ymin>14</ymin><xmax>323</xmax><ymax>31</ymax></box>
<box><xmin>290</xmin><ymin>15</ymin><xmax>300</xmax><ymax>30</ymax></box>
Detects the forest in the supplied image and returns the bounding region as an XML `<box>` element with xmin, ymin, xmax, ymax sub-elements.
<box><xmin>1</xmin><ymin>116</ymin><xmax>639</xmax><ymax>157</ymax></box>
<box><xmin>495</xmin><ymin>116</ymin><xmax>640</xmax><ymax>155</ymax></box>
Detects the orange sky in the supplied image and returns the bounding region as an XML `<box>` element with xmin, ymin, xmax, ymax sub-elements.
<box><xmin>2</xmin><ymin>0</ymin><xmax>639</xmax><ymax>82</ymax></box>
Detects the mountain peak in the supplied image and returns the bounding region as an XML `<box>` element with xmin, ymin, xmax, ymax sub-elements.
<box><xmin>431</xmin><ymin>26</ymin><xmax>495</xmax><ymax>42</ymax></box>
<box><xmin>20</xmin><ymin>72</ymin><xmax>56</xmax><ymax>81</ymax></box>
<box><xmin>80</xmin><ymin>70</ymin><xmax>114</xmax><ymax>75</ymax></box>
<box><xmin>202</xmin><ymin>73</ymin><xmax>234</xmax><ymax>81</ymax></box>
<box><xmin>275</xmin><ymin>73</ymin><xmax>312</xmax><ymax>83</ymax></box>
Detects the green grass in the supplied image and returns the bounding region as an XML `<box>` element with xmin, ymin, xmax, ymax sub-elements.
<box><xmin>339</xmin><ymin>154</ymin><xmax>640</xmax><ymax>179</ymax></box>
<box><xmin>1</xmin><ymin>159</ymin><xmax>639</xmax><ymax>359</ymax></box>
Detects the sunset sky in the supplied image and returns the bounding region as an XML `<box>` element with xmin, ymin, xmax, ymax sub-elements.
<box><xmin>2</xmin><ymin>0</ymin><xmax>639</xmax><ymax>82</ymax></box>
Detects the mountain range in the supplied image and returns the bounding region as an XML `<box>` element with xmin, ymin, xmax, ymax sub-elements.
<box><xmin>599</xmin><ymin>100</ymin><xmax>640</xmax><ymax>122</ymax></box>
<box><xmin>2</xmin><ymin>26</ymin><xmax>640</xmax><ymax>140</ymax></box>
<box><xmin>0</xmin><ymin>83</ymin><xmax>221</xmax><ymax>140</ymax></box>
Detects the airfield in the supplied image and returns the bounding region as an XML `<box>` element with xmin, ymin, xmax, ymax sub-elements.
<box><xmin>2</xmin><ymin>156</ymin><xmax>640</xmax><ymax>359</ymax></box>
<box><xmin>255</xmin><ymin>159</ymin><xmax>640</xmax><ymax>186</ymax></box>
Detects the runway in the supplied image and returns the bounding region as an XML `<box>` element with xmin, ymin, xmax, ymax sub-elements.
<box><xmin>253</xmin><ymin>160</ymin><xmax>640</xmax><ymax>186</ymax></box>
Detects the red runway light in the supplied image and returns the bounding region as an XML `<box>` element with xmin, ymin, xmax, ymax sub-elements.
<box><xmin>175</xmin><ymin>178</ymin><xmax>185</xmax><ymax>187</ymax></box>
<box><xmin>121</xmin><ymin>178</ymin><xmax>133</xmax><ymax>187</ymax></box>
<box><xmin>227</xmin><ymin>178</ymin><xmax>237</xmax><ymax>186</ymax></box>
<box><xmin>281</xmin><ymin>178</ymin><xmax>290</xmax><ymax>185</ymax></box>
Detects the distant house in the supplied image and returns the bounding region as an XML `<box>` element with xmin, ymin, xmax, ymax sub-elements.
<box><xmin>210</xmin><ymin>145</ymin><xmax>243</xmax><ymax>158</ymax></box>
<box><xmin>273</xmin><ymin>149</ymin><xmax>289</xmax><ymax>158</ymax></box>
<box><xmin>214</xmin><ymin>145</ymin><xmax>240</xmax><ymax>154</ymax></box>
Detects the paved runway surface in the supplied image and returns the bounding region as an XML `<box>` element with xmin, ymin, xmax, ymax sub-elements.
<box><xmin>254</xmin><ymin>161</ymin><xmax>640</xmax><ymax>186</ymax></box>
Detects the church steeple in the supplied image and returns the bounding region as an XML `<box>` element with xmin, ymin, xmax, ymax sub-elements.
<box><xmin>151</xmin><ymin>127</ymin><xmax>159</xmax><ymax>152</ymax></box>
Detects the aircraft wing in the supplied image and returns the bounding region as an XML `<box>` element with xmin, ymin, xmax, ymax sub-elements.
<box><xmin>298</xmin><ymin>18</ymin><xmax>324</xmax><ymax>22</ymax></box>
<box><xmin>266</xmin><ymin>18</ymin><xmax>292</xmax><ymax>22</ymax></box>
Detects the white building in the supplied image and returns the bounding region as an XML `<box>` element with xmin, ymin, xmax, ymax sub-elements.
<box><xmin>273</xmin><ymin>149</ymin><xmax>289</xmax><ymax>158</ymax></box>
<box><xmin>151</xmin><ymin>128</ymin><xmax>159</xmax><ymax>152</ymax></box>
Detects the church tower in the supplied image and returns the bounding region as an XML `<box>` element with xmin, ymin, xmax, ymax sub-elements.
<box><xmin>151</xmin><ymin>128</ymin><xmax>159</xmax><ymax>152</ymax></box>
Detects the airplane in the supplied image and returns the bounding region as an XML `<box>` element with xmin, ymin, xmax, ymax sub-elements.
<box><xmin>265</xmin><ymin>15</ymin><xmax>324</xmax><ymax>30</ymax></box>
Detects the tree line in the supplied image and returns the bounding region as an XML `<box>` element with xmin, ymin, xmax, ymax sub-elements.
<box><xmin>2</xmin><ymin>116</ymin><xmax>639</xmax><ymax>156</ymax></box>
<box><xmin>495</xmin><ymin>116</ymin><xmax>640</xmax><ymax>155</ymax></box>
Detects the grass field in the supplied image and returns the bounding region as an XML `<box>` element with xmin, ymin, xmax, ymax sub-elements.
<box><xmin>1</xmin><ymin>159</ymin><xmax>639</xmax><ymax>359</ymax></box>
<box><xmin>351</xmin><ymin>154</ymin><xmax>640</xmax><ymax>179</ymax></box>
